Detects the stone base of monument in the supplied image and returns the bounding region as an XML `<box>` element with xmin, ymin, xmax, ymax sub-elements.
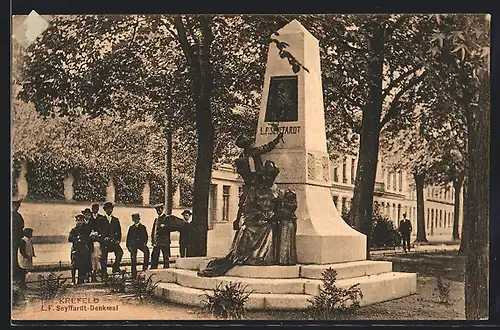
<box><xmin>146</xmin><ymin>257</ymin><xmax>417</xmax><ymax>311</ymax></box>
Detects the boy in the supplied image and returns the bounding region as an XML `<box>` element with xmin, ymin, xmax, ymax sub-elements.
<box><xmin>126</xmin><ymin>213</ymin><xmax>149</xmax><ymax>278</ymax></box>
<box><xmin>179</xmin><ymin>210</ymin><xmax>192</xmax><ymax>258</ymax></box>
<box><xmin>68</xmin><ymin>214</ymin><xmax>91</xmax><ymax>285</ymax></box>
<box><xmin>18</xmin><ymin>228</ymin><xmax>35</xmax><ymax>289</ymax></box>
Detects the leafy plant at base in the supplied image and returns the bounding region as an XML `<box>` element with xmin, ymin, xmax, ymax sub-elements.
<box><xmin>37</xmin><ymin>272</ymin><xmax>67</xmax><ymax>301</ymax></box>
<box><xmin>201</xmin><ymin>281</ymin><xmax>252</xmax><ymax>320</ymax></box>
<box><xmin>435</xmin><ymin>275</ymin><xmax>452</xmax><ymax>305</ymax></box>
<box><xmin>103</xmin><ymin>270</ymin><xmax>129</xmax><ymax>293</ymax></box>
<box><xmin>130</xmin><ymin>273</ymin><xmax>161</xmax><ymax>300</ymax></box>
<box><xmin>307</xmin><ymin>268</ymin><xmax>363</xmax><ymax>320</ymax></box>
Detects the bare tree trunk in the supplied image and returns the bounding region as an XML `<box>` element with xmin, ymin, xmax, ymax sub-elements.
<box><xmin>464</xmin><ymin>79</ymin><xmax>489</xmax><ymax>320</ymax></box>
<box><xmin>348</xmin><ymin>23</ymin><xmax>384</xmax><ymax>260</ymax></box>
<box><xmin>414</xmin><ymin>170</ymin><xmax>428</xmax><ymax>242</ymax></box>
<box><xmin>452</xmin><ymin>174</ymin><xmax>464</xmax><ymax>241</ymax></box>
<box><xmin>164</xmin><ymin>129</ymin><xmax>174</xmax><ymax>215</ymax></box>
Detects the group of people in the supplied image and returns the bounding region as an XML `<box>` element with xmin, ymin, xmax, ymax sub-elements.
<box><xmin>68</xmin><ymin>202</ymin><xmax>193</xmax><ymax>284</ymax></box>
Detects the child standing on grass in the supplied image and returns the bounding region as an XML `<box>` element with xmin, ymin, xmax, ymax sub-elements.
<box><xmin>18</xmin><ymin>228</ymin><xmax>35</xmax><ymax>289</ymax></box>
<box><xmin>68</xmin><ymin>214</ymin><xmax>91</xmax><ymax>285</ymax></box>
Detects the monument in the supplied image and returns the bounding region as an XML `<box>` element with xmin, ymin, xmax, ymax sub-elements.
<box><xmin>254</xmin><ymin>19</ymin><xmax>366</xmax><ymax>264</ymax></box>
<box><xmin>146</xmin><ymin>20</ymin><xmax>416</xmax><ymax>311</ymax></box>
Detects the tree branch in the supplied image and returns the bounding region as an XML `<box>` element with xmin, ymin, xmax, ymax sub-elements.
<box><xmin>382</xmin><ymin>66</ymin><xmax>422</xmax><ymax>99</ymax></box>
<box><xmin>327</xmin><ymin>85</ymin><xmax>364</xmax><ymax>109</ymax></box>
<box><xmin>173</xmin><ymin>16</ymin><xmax>202</xmax><ymax>89</ymax></box>
<box><xmin>379</xmin><ymin>71</ymin><xmax>428</xmax><ymax>129</ymax></box>
<box><xmin>128</xmin><ymin>15</ymin><xmax>140</xmax><ymax>48</ymax></box>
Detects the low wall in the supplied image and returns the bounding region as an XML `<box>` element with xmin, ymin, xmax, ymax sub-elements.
<box><xmin>17</xmin><ymin>201</ymin><xmax>189</xmax><ymax>244</ymax></box>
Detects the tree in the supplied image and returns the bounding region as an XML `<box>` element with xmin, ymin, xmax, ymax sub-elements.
<box><xmin>16</xmin><ymin>14</ymin><xmax>263</xmax><ymax>256</ymax></box>
<box><xmin>423</xmin><ymin>13</ymin><xmax>490</xmax><ymax>320</ymax></box>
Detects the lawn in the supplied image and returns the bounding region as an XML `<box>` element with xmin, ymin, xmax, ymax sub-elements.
<box><xmin>11</xmin><ymin>251</ymin><xmax>465</xmax><ymax>321</ymax></box>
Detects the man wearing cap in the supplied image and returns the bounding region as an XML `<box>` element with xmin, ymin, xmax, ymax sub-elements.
<box><xmin>150</xmin><ymin>204</ymin><xmax>171</xmax><ymax>269</ymax></box>
<box><xmin>12</xmin><ymin>199</ymin><xmax>25</xmax><ymax>284</ymax></box>
<box><xmin>126</xmin><ymin>213</ymin><xmax>149</xmax><ymax>278</ymax></box>
<box><xmin>100</xmin><ymin>202</ymin><xmax>123</xmax><ymax>275</ymax></box>
<box><xmin>179</xmin><ymin>210</ymin><xmax>193</xmax><ymax>258</ymax></box>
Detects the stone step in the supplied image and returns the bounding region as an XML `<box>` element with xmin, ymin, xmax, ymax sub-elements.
<box><xmin>174</xmin><ymin>257</ymin><xmax>392</xmax><ymax>280</ymax></box>
<box><xmin>148</xmin><ymin>268</ymin><xmax>307</xmax><ymax>294</ymax></box>
<box><xmin>299</xmin><ymin>260</ymin><xmax>393</xmax><ymax>280</ymax></box>
<box><xmin>147</xmin><ymin>267</ymin><xmax>416</xmax><ymax>300</ymax></box>
<box><xmin>305</xmin><ymin>271</ymin><xmax>417</xmax><ymax>306</ymax></box>
<box><xmin>153</xmin><ymin>270</ymin><xmax>417</xmax><ymax>310</ymax></box>
<box><xmin>154</xmin><ymin>282</ymin><xmax>311</xmax><ymax>310</ymax></box>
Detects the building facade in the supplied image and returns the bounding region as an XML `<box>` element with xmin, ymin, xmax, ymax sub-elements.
<box><xmin>207</xmin><ymin>157</ymin><xmax>463</xmax><ymax>243</ymax></box>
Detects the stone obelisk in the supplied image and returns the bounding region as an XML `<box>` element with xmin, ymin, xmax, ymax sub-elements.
<box><xmin>255</xmin><ymin>20</ymin><xmax>366</xmax><ymax>264</ymax></box>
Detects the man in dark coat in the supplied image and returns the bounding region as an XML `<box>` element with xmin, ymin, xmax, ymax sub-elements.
<box><xmin>126</xmin><ymin>213</ymin><xmax>149</xmax><ymax>278</ymax></box>
<box><xmin>179</xmin><ymin>210</ymin><xmax>193</xmax><ymax>258</ymax></box>
<box><xmin>150</xmin><ymin>204</ymin><xmax>172</xmax><ymax>269</ymax></box>
<box><xmin>100</xmin><ymin>202</ymin><xmax>123</xmax><ymax>276</ymax></box>
<box><xmin>12</xmin><ymin>199</ymin><xmax>25</xmax><ymax>285</ymax></box>
<box><xmin>88</xmin><ymin>203</ymin><xmax>107</xmax><ymax>281</ymax></box>
<box><xmin>398</xmin><ymin>213</ymin><xmax>413</xmax><ymax>253</ymax></box>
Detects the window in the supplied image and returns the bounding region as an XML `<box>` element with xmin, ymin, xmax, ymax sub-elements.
<box><xmin>222</xmin><ymin>185</ymin><xmax>230</xmax><ymax>221</ymax></box>
<box><xmin>387</xmin><ymin>171</ymin><xmax>391</xmax><ymax>190</ymax></box>
<box><xmin>393</xmin><ymin>203</ymin><xmax>396</xmax><ymax>221</ymax></box>
<box><xmin>426</xmin><ymin>208</ymin><xmax>430</xmax><ymax>230</ymax></box>
<box><xmin>334</xmin><ymin>167</ymin><xmax>339</xmax><ymax>182</ymax></box>
<box><xmin>431</xmin><ymin>209</ymin><xmax>434</xmax><ymax>229</ymax></box>
<box><xmin>439</xmin><ymin>210</ymin><xmax>443</xmax><ymax>227</ymax></box>
<box><xmin>449</xmin><ymin>213</ymin><xmax>452</xmax><ymax>227</ymax></box>
<box><xmin>341</xmin><ymin>197</ymin><xmax>347</xmax><ymax>214</ymax></box>
<box><xmin>333</xmin><ymin>195</ymin><xmax>339</xmax><ymax>208</ymax></box>
<box><xmin>439</xmin><ymin>190</ymin><xmax>443</xmax><ymax>200</ymax></box>
<box><xmin>393</xmin><ymin>173</ymin><xmax>397</xmax><ymax>191</ymax></box>
<box><xmin>443</xmin><ymin>211</ymin><xmax>447</xmax><ymax>227</ymax></box>
<box><xmin>350</xmin><ymin>158</ymin><xmax>356</xmax><ymax>185</ymax></box>
<box><xmin>209</xmin><ymin>184</ymin><xmax>217</xmax><ymax>223</ymax></box>
<box><xmin>397</xmin><ymin>204</ymin><xmax>401</xmax><ymax>221</ymax></box>
<box><xmin>399</xmin><ymin>172</ymin><xmax>403</xmax><ymax>192</ymax></box>
<box><xmin>342</xmin><ymin>158</ymin><xmax>347</xmax><ymax>183</ymax></box>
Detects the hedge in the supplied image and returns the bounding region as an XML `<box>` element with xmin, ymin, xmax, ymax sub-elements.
<box><xmin>72</xmin><ymin>168</ymin><xmax>109</xmax><ymax>202</ymax></box>
<box><xmin>26</xmin><ymin>159</ymin><xmax>67</xmax><ymax>200</ymax></box>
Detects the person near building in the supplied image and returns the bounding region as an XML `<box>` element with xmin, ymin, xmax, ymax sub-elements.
<box><xmin>179</xmin><ymin>210</ymin><xmax>193</xmax><ymax>258</ymax></box>
<box><xmin>150</xmin><ymin>204</ymin><xmax>171</xmax><ymax>269</ymax></box>
<box><xmin>12</xmin><ymin>199</ymin><xmax>25</xmax><ymax>286</ymax></box>
<box><xmin>18</xmin><ymin>228</ymin><xmax>35</xmax><ymax>289</ymax></box>
<box><xmin>398</xmin><ymin>213</ymin><xmax>413</xmax><ymax>252</ymax></box>
<box><xmin>126</xmin><ymin>213</ymin><xmax>150</xmax><ymax>278</ymax></box>
<box><xmin>100</xmin><ymin>202</ymin><xmax>123</xmax><ymax>276</ymax></box>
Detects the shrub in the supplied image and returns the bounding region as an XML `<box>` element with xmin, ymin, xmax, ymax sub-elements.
<box><xmin>72</xmin><ymin>168</ymin><xmax>109</xmax><ymax>201</ymax></box>
<box><xmin>201</xmin><ymin>281</ymin><xmax>252</xmax><ymax>320</ymax></box>
<box><xmin>130</xmin><ymin>273</ymin><xmax>160</xmax><ymax>300</ymax></box>
<box><xmin>435</xmin><ymin>276</ymin><xmax>452</xmax><ymax>305</ymax></box>
<box><xmin>307</xmin><ymin>268</ymin><xmax>363</xmax><ymax>320</ymax></box>
<box><xmin>104</xmin><ymin>270</ymin><xmax>129</xmax><ymax>293</ymax></box>
<box><xmin>26</xmin><ymin>160</ymin><xmax>67</xmax><ymax>200</ymax></box>
<box><xmin>12</xmin><ymin>281</ymin><xmax>25</xmax><ymax>306</ymax></box>
<box><xmin>370</xmin><ymin>205</ymin><xmax>401</xmax><ymax>248</ymax></box>
<box><xmin>37</xmin><ymin>272</ymin><xmax>67</xmax><ymax>301</ymax></box>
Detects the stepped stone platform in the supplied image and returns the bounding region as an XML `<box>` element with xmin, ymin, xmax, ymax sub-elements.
<box><xmin>145</xmin><ymin>257</ymin><xmax>417</xmax><ymax>311</ymax></box>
